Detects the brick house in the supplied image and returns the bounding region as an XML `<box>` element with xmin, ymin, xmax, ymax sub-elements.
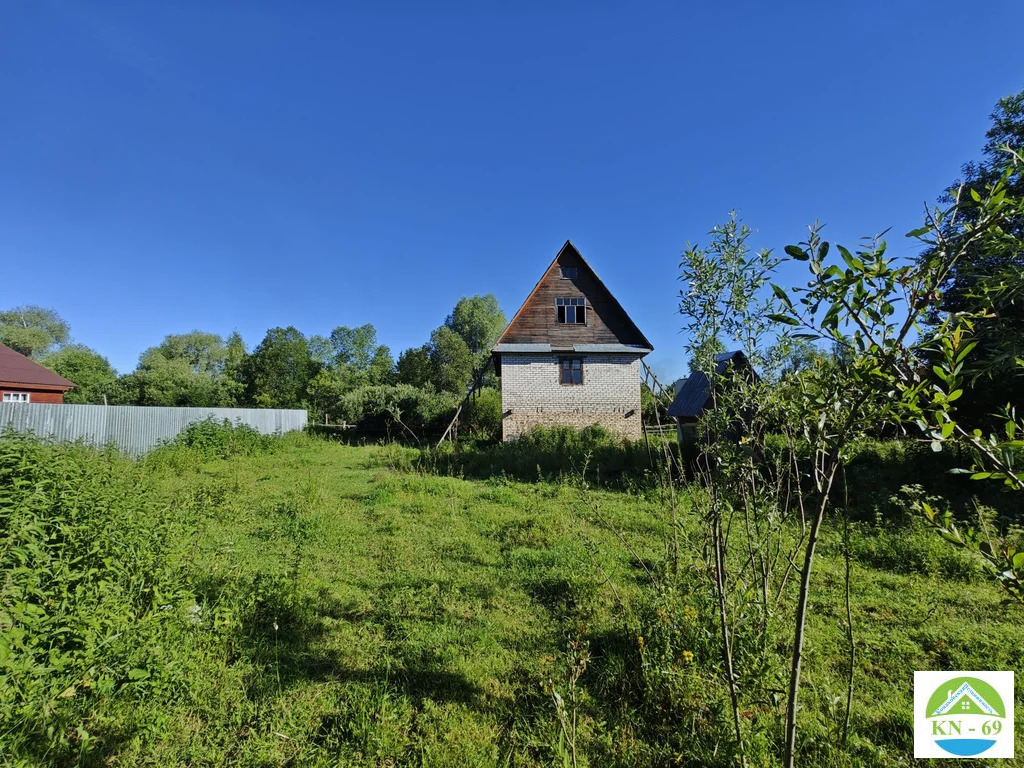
<box><xmin>491</xmin><ymin>241</ymin><xmax>653</xmax><ymax>441</ymax></box>
<box><xmin>0</xmin><ymin>343</ymin><xmax>75</xmax><ymax>403</ymax></box>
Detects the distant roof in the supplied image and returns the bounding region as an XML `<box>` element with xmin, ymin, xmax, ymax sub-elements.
<box><xmin>667</xmin><ymin>351</ymin><xmax>747</xmax><ymax>420</ymax></box>
<box><xmin>0</xmin><ymin>343</ymin><xmax>76</xmax><ymax>390</ymax></box>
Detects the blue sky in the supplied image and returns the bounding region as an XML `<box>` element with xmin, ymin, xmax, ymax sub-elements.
<box><xmin>1</xmin><ymin>1</ymin><xmax>1020</xmax><ymax>381</ymax></box>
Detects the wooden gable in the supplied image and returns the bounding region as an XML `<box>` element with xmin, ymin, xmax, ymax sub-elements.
<box><xmin>493</xmin><ymin>241</ymin><xmax>653</xmax><ymax>350</ymax></box>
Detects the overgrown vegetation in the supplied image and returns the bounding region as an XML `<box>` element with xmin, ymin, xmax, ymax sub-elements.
<box><xmin>164</xmin><ymin>417</ymin><xmax>285</xmax><ymax>461</ymax></box>
<box><xmin>841</xmin><ymin>438</ymin><xmax>1016</xmax><ymax>523</ymax></box>
<box><xmin>423</xmin><ymin>424</ymin><xmax>662</xmax><ymax>489</ymax></box>
<box><xmin>2</xmin><ymin>432</ymin><xmax>1022</xmax><ymax>767</ymax></box>
<box><xmin>665</xmin><ymin>88</ymin><xmax>1024</xmax><ymax>767</ymax></box>
<box><xmin>0</xmin><ymin>432</ymin><xmax>191</xmax><ymax>763</ymax></box>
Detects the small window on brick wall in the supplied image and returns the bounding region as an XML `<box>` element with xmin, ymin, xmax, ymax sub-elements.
<box><xmin>559</xmin><ymin>357</ymin><xmax>583</xmax><ymax>385</ymax></box>
<box><xmin>556</xmin><ymin>297</ymin><xmax>586</xmax><ymax>324</ymax></box>
<box><xmin>2</xmin><ymin>392</ymin><xmax>30</xmax><ymax>402</ymax></box>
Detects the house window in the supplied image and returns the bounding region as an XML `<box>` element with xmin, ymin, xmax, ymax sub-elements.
<box><xmin>556</xmin><ymin>297</ymin><xmax>586</xmax><ymax>324</ymax></box>
<box><xmin>560</xmin><ymin>266</ymin><xmax>578</xmax><ymax>280</ymax></box>
<box><xmin>559</xmin><ymin>357</ymin><xmax>583</xmax><ymax>385</ymax></box>
<box><xmin>2</xmin><ymin>392</ymin><xmax>30</xmax><ymax>402</ymax></box>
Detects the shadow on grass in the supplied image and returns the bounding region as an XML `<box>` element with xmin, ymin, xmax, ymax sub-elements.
<box><xmin>192</xmin><ymin>573</ymin><xmax>485</xmax><ymax>709</ymax></box>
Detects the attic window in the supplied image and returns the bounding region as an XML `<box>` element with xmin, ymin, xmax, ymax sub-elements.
<box><xmin>559</xmin><ymin>357</ymin><xmax>583</xmax><ymax>385</ymax></box>
<box><xmin>556</xmin><ymin>297</ymin><xmax>586</xmax><ymax>324</ymax></box>
<box><xmin>560</xmin><ymin>266</ymin><xmax>578</xmax><ymax>280</ymax></box>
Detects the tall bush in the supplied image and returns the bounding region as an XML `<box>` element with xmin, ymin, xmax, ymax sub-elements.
<box><xmin>165</xmin><ymin>417</ymin><xmax>281</xmax><ymax>461</ymax></box>
<box><xmin>0</xmin><ymin>433</ymin><xmax>192</xmax><ymax>761</ymax></box>
<box><xmin>424</xmin><ymin>425</ymin><xmax>658</xmax><ymax>489</ymax></box>
<box><xmin>339</xmin><ymin>384</ymin><xmax>458</xmax><ymax>441</ymax></box>
<box><xmin>461</xmin><ymin>387</ymin><xmax>501</xmax><ymax>441</ymax></box>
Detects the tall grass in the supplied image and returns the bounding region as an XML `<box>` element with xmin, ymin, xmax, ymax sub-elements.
<box><xmin>759</xmin><ymin>435</ymin><xmax>1018</xmax><ymax>524</ymax></box>
<box><xmin>0</xmin><ymin>432</ymin><xmax>191</xmax><ymax>762</ymax></box>
<box><xmin>1</xmin><ymin>429</ymin><xmax>1021</xmax><ymax>766</ymax></box>
<box><xmin>161</xmin><ymin>416</ymin><xmax>284</xmax><ymax>461</ymax></box>
<box><xmin>422</xmin><ymin>425</ymin><xmax>664</xmax><ymax>490</ymax></box>
<box><xmin>0</xmin><ymin>422</ymin><xmax>302</xmax><ymax>765</ymax></box>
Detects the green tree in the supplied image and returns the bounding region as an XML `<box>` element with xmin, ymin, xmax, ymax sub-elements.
<box><xmin>679</xmin><ymin>213</ymin><xmax>784</xmax><ymax>764</ymax></box>
<box><xmin>339</xmin><ymin>383</ymin><xmax>457</xmax><ymax>439</ymax></box>
<box><xmin>224</xmin><ymin>331</ymin><xmax>248</xmax><ymax>401</ymax></box>
<box><xmin>426</xmin><ymin>326</ymin><xmax>473</xmax><ymax>395</ymax></box>
<box><xmin>368</xmin><ymin>345</ymin><xmax>395</xmax><ymax>385</ymax></box>
<box><xmin>686</xmin><ymin>337</ymin><xmax>725</xmax><ymax>374</ymax></box>
<box><xmin>0</xmin><ymin>306</ymin><xmax>70</xmax><ymax>357</ymax></box>
<box><xmin>108</xmin><ymin>372</ymin><xmax>142</xmax><ymax>405</ymax></box>
<box><xmin>446</xmin><ymin>295</ymin><xmax>507</xmax><ymax>358</ymax></box>
<box><xmin>396</xmin><ymin>346</ymin><xmax>433</xmax><ymax>389</ymax></box>
<box><xmin>129</xmin><ymin>331</ymin><xmax>241</xmax><ymax>407</ymax></box>
<box><xmin>764</xmin><ymin>159</ymin><xmax>1024</xmax><ymax>765</ymax></box>
<box><xmin>921</xmin><ymin>88</ymin><xmax>1024</xmax><ymax>421</ymax></box>
<box><xmin>307</xmin><ymin>334</ymin><xmax>335</xmax><ymax>370</ymax></box>
<box><xmin>329</xmin><ymin>324</ymin><xmax>379</xmax><ymax>371</ymax></box>
<box><xmin>776</xmin><ymin>338</ymin><xmax>847</xmax><ymax>377</ymax></box>
<box><xmin>39</xmin><ymin>345</ymin><xmax>117</xmax><ymax>404</ymax></box>
<box><xmin>245</xmin><ymin>327</ymin><xmax>317</xmax><ymax>408</ymax></box>
<box><xmin>131</xmin><ymin>353</ymin><xmax>235</xmax><ymax>407</ymax></box>
<box><xmin>153</xmin><ymin>331</ymin><xmax>229</xmax><ymax>375</ymax></box>
<box><xmin>306</xmin><ymin>369</ymin><xmax>349</xmax><ymax>423</ymax></box>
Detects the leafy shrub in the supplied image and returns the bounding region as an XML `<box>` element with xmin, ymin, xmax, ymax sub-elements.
<box><xmin>165</xmin><ymin>417</ymin><xmax>280</xmax><ymax>461</ymax></box>
<box><xmin>422</xmin><ymin>425</ymin><xmax>660</xmax><ymax>489</ymax></box>
<box><xmin>759</xmin><ymin>436</ymin><xmax>1016</xmax><ymax>524</ymax></box>
<box><xmin>0</xmin><ymin>432</ymin><xmax>194</xmax><ymax>762</ymax></box>
<box><xmin>338</xmin><ymin>384</ymin><xmax>458</xmax><ymax>440</ymax></box>
<box><xmin>461</xmin><ymin>386</ymin><xmax>501</xmax><ymax>441</ymax></box>
<box><xmin>843</xmin><ymin>439</ymin><xmax>1015</xmax><ymax>524</ymax></box>
<box><xmin>376</xmin><ymin>442</ymin><xmax>419</xmax><ymax>472</ymax></box>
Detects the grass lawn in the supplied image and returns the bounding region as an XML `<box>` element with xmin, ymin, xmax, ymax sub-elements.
<box><xmin>133</xmin><ymin>439</ymin><xmax>671</xmax><ymax>766</ymax></box>
<box><xmin>6</xmin><ymin>435</ymin><xmax>1023</xmax><ymax>766</ymax></box>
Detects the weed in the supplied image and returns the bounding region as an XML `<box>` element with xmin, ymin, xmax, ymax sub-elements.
<box><xmin>1</xmin><ymin>434</ymin><xmax>1021</xmax><ymax>766</ymax></box>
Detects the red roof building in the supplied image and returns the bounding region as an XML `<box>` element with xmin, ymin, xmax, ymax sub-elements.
<box><xmin>0</xmin><ymin>343</ymin><xmax>76</xmax><ymax>404</ymax></box>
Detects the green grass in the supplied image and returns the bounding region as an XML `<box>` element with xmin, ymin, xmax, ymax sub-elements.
<box><xmin>139</xmin><ymin>439</ymin><xmax>668</xmax><ymax>766</ymax></box>
<box><xmin>3</xmin><ymin>434</ymin><xmax>1023</xmax><ymax>766</ymax></box>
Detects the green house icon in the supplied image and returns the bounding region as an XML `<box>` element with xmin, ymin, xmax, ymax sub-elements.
<box><xmin>930</xmin><ymin>681</ymin><xmax>1000</xmax><ymax>718</ymax></box>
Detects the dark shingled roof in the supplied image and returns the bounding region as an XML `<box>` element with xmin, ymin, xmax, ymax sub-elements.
<box><xmin>667</xmin><ymin>351</ymin><xmax>747</xmax><ymax>421</ymax></box>
<box><xmin>0</xmin><ymin>343</ymin><xmax>76</xmax><ymax>390</ymax></box>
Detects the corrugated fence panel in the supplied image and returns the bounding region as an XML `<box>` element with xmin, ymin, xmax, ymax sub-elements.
<box><xmin>0</xmin><ymin>404</ymin><xmax>307</xmax><ymax>456</ymax></box>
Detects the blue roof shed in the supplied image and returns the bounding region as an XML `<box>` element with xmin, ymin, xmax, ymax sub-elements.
<box><xmin>667</xmin><ymin>351</ymin><xmax>750</xmax><ymax>422</ymax></box>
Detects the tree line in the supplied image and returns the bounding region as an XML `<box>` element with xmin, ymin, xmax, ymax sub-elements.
<box><xmin>0</xmin><ymin>295</ymin><xmax>508</xmax><ymax>438</ymax></box>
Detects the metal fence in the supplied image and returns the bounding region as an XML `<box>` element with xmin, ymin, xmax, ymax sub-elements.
<box><xmin>0</xmin><ymin>403</ymin><xmax>307</xmax><ymax>456</ymax></box>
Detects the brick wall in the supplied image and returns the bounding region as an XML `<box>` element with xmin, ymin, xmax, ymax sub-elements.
<box><xmin>499</xmin><ymin>353</ymin><xmax>643</xmax><ymax>441</ymax></box>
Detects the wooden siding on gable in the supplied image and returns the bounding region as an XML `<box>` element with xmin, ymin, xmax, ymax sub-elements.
<box><xmin>495</xmin><ymin>243</ymin><xmax>652</xmax><ymax>349</ymax></box>
<box><xmin>0</xmin><ymin>387</ymin><xmax>64</xmax><ymax>404</ymax></box>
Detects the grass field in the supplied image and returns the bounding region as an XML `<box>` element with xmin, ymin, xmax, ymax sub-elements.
<box><xmin>3</xmin><ymin>434</ymin><xmax>1023</xmax><ymax>766</ymax></box>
